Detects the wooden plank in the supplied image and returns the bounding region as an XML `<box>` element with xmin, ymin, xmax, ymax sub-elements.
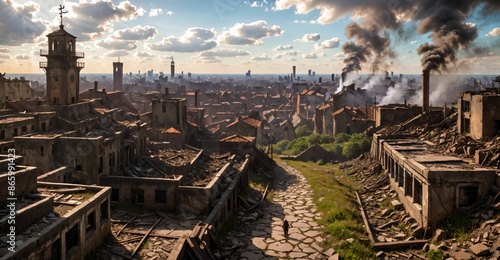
<box><xmin>115</xmin><ymin>215</ymin><xmax>136</xmax><ymax>236</ymax></box>
<box><xmin>122</xmin><ymin>230</ymin><xmax>179</xmax><ymax>239</ymax></box>
<box><xmin>372</xmin><ymin>239</ymin><xmax>428</xmax><ymax>250</ymax></box>
<box><xmin>355</xmin><ymin>191</ymin><xmax>375</xmax><ymax>243</ymax></box>
<box><xmin>186</xmin><ymin>237</ymin><xmax>206</xmax><ymax>259</ymax></box>
<box><xmin>130</xmin><ymin>217</ymin><xmax>163</xmax><ymax>258</ymax></box>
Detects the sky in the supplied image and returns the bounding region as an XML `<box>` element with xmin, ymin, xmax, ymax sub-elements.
<box><xmin>0</xmin><ymin>0</ymin><xmax>499</xmax><ymax>76</ymax></box>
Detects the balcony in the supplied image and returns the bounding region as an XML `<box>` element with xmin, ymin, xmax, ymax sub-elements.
<box><xmin>39</xmin><ymin>50</ymin><xmax>84</xmax><ymax>58</ymax></box>
<box><xmin>39</xmin><ymin>62</ymin><xmax>47</xmax><ymax>68</ymax></box>
<box><xmin>77</xmin><ymin>62</ymin><xmax>85</xmax><ymax>68</ymax></box>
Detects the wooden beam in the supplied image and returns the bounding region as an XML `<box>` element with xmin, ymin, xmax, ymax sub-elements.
<box><xmin>372</xmin><ymin>239</ymin><xmax>428</xmax><ymax>250</ymax></box>
<box><xmin>122</xmin><ymin>230</ymin><xmax>179</xmax><ymax>239</ymax></box>
<box><xmin>130</xmin><ymin>217</ymin><xmax>163</xmax><ymax>258</ymax></box>
<box><xmin>115</xmin><ymin>215</ymin><xmax>136</xmax><ymax>236</ymax></box>
<box><xmin>355</xmin><ymin>191</ymin><xmax>375</xmax><ymax>243</ymax></box>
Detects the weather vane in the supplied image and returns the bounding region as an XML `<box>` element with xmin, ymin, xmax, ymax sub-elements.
<box><xmin>59</xmin><ymin>5</ymin><xmax>68</xmax><ymax>28</ymax></box>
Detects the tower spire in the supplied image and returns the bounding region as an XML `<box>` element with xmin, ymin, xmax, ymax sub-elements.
<box><xmin>59</xmin><ymin>5</ymin><xmax>68</xmax><ymax>29</ymax></box>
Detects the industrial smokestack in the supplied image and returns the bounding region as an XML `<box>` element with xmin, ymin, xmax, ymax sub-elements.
<box><xmin>94</xmin><ymin>81</ymin><xmax>98</xmax><ymax>91</ymax></box>
<box><xmin>391</xmin><ymin>71</ymin><xmax>393</xmax><ymax>80</ymax></box>
<box><xmin>319</xmin><ymin>77</ymin><xmax>322</xmax><ymax>84</ymax></box>
<box><xmin>341</xmin><ymin>72</ymin><xmax>346</xmax><ymax>85</ymax></box>
<box><xmin>292</xmin><ymin>66</ymin><xmax>296</xmax><ymax>80</ymax></box>
<box><xmin>422</xmin><ymin>69</ymin><xmax>430</xmax><ymax>114</ymax></box>
<box><xmin>332</xmin><ymin>74</ymin><xmax>335</xmax><ymax>82</ymax></box>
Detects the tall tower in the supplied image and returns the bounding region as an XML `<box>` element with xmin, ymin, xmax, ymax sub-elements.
<box><xmin>113</xmin><ymin>59</ymin><xmax>123</xmax><ymax>91</ymax></box>
<box><xmin>170</xmin><ymin>57</ymin><xmax>175</xmax><ymax>81</ymax></box>
<box><xmin>292</xmin><ymin>65</ymin><xmax>296</xmax><ymax>80</ymax></box>
<box><xmin>40</xmin><ymin>5</ymin><xmax>84</xmax><ymax>105</ymax></box>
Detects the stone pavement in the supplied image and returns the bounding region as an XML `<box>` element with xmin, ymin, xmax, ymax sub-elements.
<box><xmin>223</xmin><ymin>162</ymin><xmax>337</xmax><ymax>259</ymax></box>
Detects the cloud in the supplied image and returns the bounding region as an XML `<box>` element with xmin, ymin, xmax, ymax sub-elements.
<box><xmin>135</xmin><ymin>51</ymin><xmax>154</xmax><ymax>57</ymax></box>
<box><xmin>96</xmin><ymin>38</ymin><xmax>137</xmax><ymax>50</ymax></box>
<box><xmin>104</xmin><ymin>50</ymin><xmax>129</xmax><ymax>57</ymax></box>
<box><xmin>0</xmin><ymin>48</ymin><xmax>11</xmax><ymax>53</ymax></box>
<box><xmin>302</xmin><ymin>52</ymin><xmax>318</xmax><ymax>59</ymax></box>
<box><xmin>273</xmin><ymin>45</ymin><xmax>293</xmax><ymax>51</ymax></box>
<box><xmin>293</xmin><ymin>20</ymin><xmax>316</xmax><ymax>24</ymax></box>
<box><xmin>15</xmin><ymin>54</ymin><xmax>29</xmax><ymax>60</ymax></box>
<box><xmin>314</xmin><ymin>37</ymin><xmax>340</xmax><ymax>49</ymax></box>
<box><xmin>487</xmin><ymin>27</ymin><xmax>500</xmax><ymax>36</ymax></box>
<box><xmin>251</xmin><ymin>54</ymin><xmax>271</xmax><ymax>60</ymax></box>
<box><xmin>149</xmin><ymin>8</ymin><xmax>161</xmax><ymax>16</ymax></box>
<box><xmin>0</xmin><ymin>0</ymin><xmax>46</xmax><ymax>46</ymax></box>
<box><xmin>273</xmin><ymin>50</ymin><xmax>299</xmax><ymax>59</ymax></box>
<box><xmin>0</xmin><ymin>54</ymin><xmax>10</xmax><ymax>59</ymax></box>
<box><xmin>148</xmin><ymin>27</ymin><xmax>217</xmax><ymax>52</ymax></box>
<box><xmin>195</xmin><ymin>48</ymin><xmax>250</xmax><ymax>58</ymax></box>
<box><xmin>410</xmin><ymin>40</ymin><xmax>418</xmax><ymax>44</ymax></box>
<box><xmin>295</xmin><ymin>33</ymin><xmax>320</xmax><ymax>42</ymax></box>
<box><xmin>218</xmin><ymin>20</ymin><xmax>283</xmax><ymax>45</ymax></box>
<box><xmin>250</xmin><ymin>2</ymin><xmax>259</xmax><ymax>7</ymax></box>
<box><xmin>112</xmin><ymin>25</ymin><xmax>157</xmax><ymax>40</ymax></box>
<box><xmin>63</xmin><ymin>0</ymin><xmax>145</xmax><ymax>41</ymax></box>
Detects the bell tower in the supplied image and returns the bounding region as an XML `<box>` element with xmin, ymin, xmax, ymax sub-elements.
<box><xmin>40</xmin><ymin>5</ymin><xmax>84</xmax><ymax>105</ymax></box>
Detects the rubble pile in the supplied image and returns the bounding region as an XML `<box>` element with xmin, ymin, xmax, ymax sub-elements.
<box><xmin>96</xmin><ymin>210</ymin><xmax>202</xmax><ymax>259</ymax></box>
<box><xmin>182</xmin><ymin>153</ymin><xmax>227</xmax><ymax>186</ymax></box>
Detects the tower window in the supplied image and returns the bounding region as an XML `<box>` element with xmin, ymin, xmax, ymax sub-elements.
<box><xmin>51</xmin><ymin>41</ymin><xmax>58</xmax><ymax>51</ymax></box>
<box><xmin>68</xmin><ymin>41</ymin><xmax>73</xmax><ymax>51</ymax></box>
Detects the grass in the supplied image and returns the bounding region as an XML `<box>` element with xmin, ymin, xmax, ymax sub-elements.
<box><xmin>277</xmin><ymin>159</ymin><xmax>375</xmax><ymax>259</ymax></box>
<box><xmin>438</xmin><ymin>213</ymin><xmax>474</xmax><ymax>243</ymax></box>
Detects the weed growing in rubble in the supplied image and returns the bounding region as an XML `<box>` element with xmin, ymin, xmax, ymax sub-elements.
<box><xmin>427</xmin><ymin>249</ymin><xmax>444</xmax><ymax>260</ymax></box>
<box><xmin>440</xmin><ymin>213</ymin><xmax>473</xmax><ymax>243</ymax></box>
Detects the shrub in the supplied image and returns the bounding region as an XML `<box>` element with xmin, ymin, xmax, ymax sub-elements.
<box><xmin>335</xmin><ymin>133</ymin><xmax>350</xmax><ymax>143</ymax></box>
<box><xmin>342</xmin><ymin>141</ymin><xmax>362</xmax><ymax>160</ymax></box>
<box><xmin>273</xmin><ymin>139</ymin><xmax>290</xmax><ymax>154</ymax></box>
<box><xmin>317</xmin><ymin>159</ymin><xmax>326</xmax><ymax>165</ymax></box>
<box><xmin>295</xmin><ymin>125</ymin><xmax>312</xmax><ymax>138</ymax></box>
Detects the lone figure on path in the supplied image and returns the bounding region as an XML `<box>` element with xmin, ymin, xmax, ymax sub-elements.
<box><xmin>283</xmin><ymin>219</ymin><xmax>292</xmax><ymax>238</ymax></box>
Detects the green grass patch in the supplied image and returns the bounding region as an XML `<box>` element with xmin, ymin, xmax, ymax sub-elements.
<box><xmin>438</xmin><ymin>213</ymin><xmax>474</xmax><ymax>243</ymax></box>
<box><xmin>277</xmin><ymin>159</ymin><xmax>375</xmax><ymax>258</ymax></box>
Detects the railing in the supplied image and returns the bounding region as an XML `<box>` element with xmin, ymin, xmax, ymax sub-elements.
<box><xmin>39</xmin><ymin>62</ymin><xmax>48</xmax><ymax>68</ymax></box>
<box><xmin>39</xmin><ymin>49</ymin><xmax>84</xmax><ymax>58</ymax></box>
<box><xmin>77</xmin><ymin>62</ymin><xmax>85</xmax><ymax>68</ymax></box>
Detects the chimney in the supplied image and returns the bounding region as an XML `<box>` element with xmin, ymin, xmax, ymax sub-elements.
<box><xmin>164</xmin><ymin>87</ymin><xmax>169</xmax><ymax>99</ymax></box>
<box><xmin>385</xmin><ymin>71</ymin><xmax>389</xmax><ymax>79</ymax></box>
<box><xmin>422</xmin><ymin>69</ymin><xmax>430</xmax><ymax>113</ymax></box>
<box><xmin>391</xmin><ymin>71</ymin><xmax>394</xmax><ymax>79</ymax></box>
<box><xmin>341</xmin><ymin>72</ymin><xmax>346</xmax><ymax>85</ymax></box>
<box><xmin>94</xmin><ymin>81</ymin><xmax>98</xmax><ymax>91</ymax></box>
<box><xmin>331</xmin><ymin>74</ymin><xmax>335</xmax><ymax>82</ymax></box>
<box><xmin>319</xmin><ymin>77</ymin><xmax>322</xmax><ymax>84</ymax></box>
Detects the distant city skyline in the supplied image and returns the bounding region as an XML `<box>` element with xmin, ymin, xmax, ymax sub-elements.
<box><xmin>0</xmin><ymin>0</ymin><xmax>499</xmax><ymax>75</ymax></box>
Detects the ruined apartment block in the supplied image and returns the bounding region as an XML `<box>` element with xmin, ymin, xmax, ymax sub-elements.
<box><xmin>371</xmin><ymin>134</ymin><xmax>499</xmax><ymax>229</ymax></box>
<box><xmin>0</xmin><ymin>156</ymin><xmax>111</xmax><ymax>260</ymax></box>
<box><xmin>458</xmin><ymin>91</ymin><xmax>500</xmax><ymax>140</ymax></box>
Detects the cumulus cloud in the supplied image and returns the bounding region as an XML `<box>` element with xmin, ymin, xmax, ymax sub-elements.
<box><xmin>149</xmin><ymin>8</ymin><xmax>162</xmax><ymax>16</ymax></box>
<box><xmin>218</xmin><ymin>20</ymin><xmax>283</xmax><ymax>45</ymax></box>
<box><xmin>410</xmin><ymin>40</ymin><xmax>418</xmax><ymax>44</ymax></box>
<box><xmin>135</xmin><ymin>51</ymin><xmax>154</xmax><ymax>57</ymax></box>
<box><xmin>112</xmin><ymin>25</ymin><xmax>157</xmax><ymax>40</ymax></box>
<box><xmin>15</xmin><ymin>54</ymin><xmax>29</xmax><ymax>60</ymax></box>
<box><xmin>295</xmin><ymin>33</ymin><xmax>320</xmax><ymax>42</ymax></box>
<box><xmin>273</xmin><ymin>45</ymin><xmax>293</xmax><ymax>51</ymax></box>
<box><xmin>148</xmin><ymin>27</ymin><xmax>217</xmax><ymax>52</ymax></box>
<box><xmin>96</xmin><ymin>38</ymin><xmax>137</xmax><ymax>50</ymax></box>
<box><xmin>251</xmin><ymin>54</ymin><xmax>271</xmax><ymax>60</ymax></box>
<box><xmin>0</xmin><ymin>0</ymin><xmax>46</xmax><ymax>46</ymax></box>
<box><xmin>0</xmin><ymin>48</ymin><xmax>11</xmax><ymax>53</ymax></box>
<box><xmin>63</xmin><ymin>0</ymin><xmax>145</xmax><ymax>41</ymax></box>
<box><xmin>314</xmin><ymin>37</ymin><xmax>340</xmax><ymax>49</ymax></box>
<box><xmin>302</xmin><ymin>52</ymin><xmax>318</xmax><ymax>59</ymax></box>
<box><xmin>105</xmin><ymin>50</ymin><xmax>129</xmax><ymax>57</ymax></box>
<box><xmin>195</xmin><ymin>48</ymin><xmax>250</xmax><ymax>58</ymax></box>
<box><xmin>273</xmin><ymin>50</ymin><xmax>299</xmax><ymax>59</ymax></box>
<box><xmin>487</xmin><ymin>27</ymin><xmax>500</xmax><ymax>36</ymax></box>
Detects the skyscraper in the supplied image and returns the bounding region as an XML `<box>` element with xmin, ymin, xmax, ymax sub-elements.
<box><xmin>293</xmin><ymin>65</ymin><xmax>296</xmax><ymax>80</ymax></box>
<box><xmin>170</xmin><ymin>58</ymin><xmax>175</xmax><ymax>81</ymax></box>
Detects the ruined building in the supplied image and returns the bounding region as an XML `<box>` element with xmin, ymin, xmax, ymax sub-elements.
<box><xmin>0</xmin><ymin>75</ymin><xmax>35</xmax><ymax>109</ymax></box>
<box><xmin>458</xmin><ymin>91</ymin><xmax>500</xmax><ymax>139</ymax></box>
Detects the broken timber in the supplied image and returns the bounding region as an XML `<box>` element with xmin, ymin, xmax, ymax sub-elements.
<box><xmin>115</xmin><ymin>215</ymin><xmax>137</xmax><ymax>236</ymax></box>
<box><xmin>355</xmin><ymin>191</ymin><xmax>375</xmax><ymax>243</ymax></box>
<box><xmin>130</xmin><ymin>217</ymin><xmax>163</xmax><ymax>258</ymax></box>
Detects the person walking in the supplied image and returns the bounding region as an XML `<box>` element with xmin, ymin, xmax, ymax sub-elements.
<box><xmin>283</xmin><ymin>219</ymin><xmax>292</xmax><ymax>238</ymax></box>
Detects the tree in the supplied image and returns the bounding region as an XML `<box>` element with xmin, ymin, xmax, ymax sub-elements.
<box><xmin>295</xmin><ymin>125</ymin><xmax>312</xmax><ymax>138</ymax></box>
<box><xmin>342</xmin><ymin>141</ymin><xmax>362</xmax><ymax>160</ymax></box>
